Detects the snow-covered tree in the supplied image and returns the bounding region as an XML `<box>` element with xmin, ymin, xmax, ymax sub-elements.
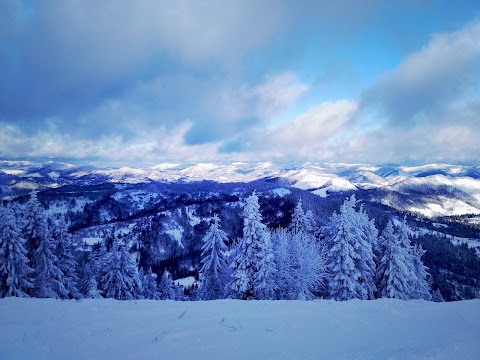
<box><xmin>324</xmin><ymin>206</ymin><xmax>360</xmax><ymax>300</ymax></box>
<box><xmin>377</xmin><ymin>221</ymin><xmax>414</xmax><ymax>300</ymax></box>
<box><xmin>290</xmin><ymin>231</ymin><xmax>326</xmax><ymax>300</ymax></box>
<box><xmin>272</xmin><ymin>228</ymin><xmax>294</xmax><ymax>299</ymax></box>
<box><xmin>253</xmin><ymin>230</ymin><xmax>276</xmax><ymax>300</ymax></box>
<box><xmin>0</xmin><ymin>205</ymin><xmax>33</xmax><ymax>297</ymax></box>
<box><xmin>158</xmin><ymin>269</ymin><xmax>176</xmax><ymax>300</ymax></box>
<box><xmin>33</xmin><ymin>230</ymin><xmax>69</xmax><ymax>299</ymax></box>
<box><xmin>79</xmin><ymin>259</ymin><xmax>102</xmax><ymax>299</ymax></box>
<box><xmin>22</xmin><ymin>190</ymin><xmax>49</xmax><ymax>259</ymax></box>
<box><xmin>230</xmin><ymin>191</ymin><xmax>274</xmax><ymax>300</ymax></box>
<box><xmin>352</xmin><ymin>203</ymin><xmax>377</xmax><ymax>300</ymax></box>
<box><xmin>52</xmin><ymin>215</ymin><xmax>81</xmax><ymax>299</ymax></box>
<box><xmin>410</xmin><ymin>243</ymin><xmax>431</xmax><ymax>300</ymax></box>
<box><xmin>140</xmin><ymin>267</ymin><xmax>160</xmax><ymax>300</ymax></box>
<box><xmin>198</xmin><ymin>214</ymin><xmax>229</xmax><ymax>300</ymax></box>
<box><xmin>100</xmin><ymin>238</ymin><xmax>142</xmax><ymax>300</ymax></box>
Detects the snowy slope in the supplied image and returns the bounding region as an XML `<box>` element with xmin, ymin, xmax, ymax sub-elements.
<box><xmin>1</xmin><ymin>298</ymin><xmax>479</xmax><ymax>360</ymax></box>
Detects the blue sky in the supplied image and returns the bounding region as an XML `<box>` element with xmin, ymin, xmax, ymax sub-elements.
<box><xmin>1</xmin><ymin>0</ymin><xmax>479</xmax><ymax>166</ymax></box>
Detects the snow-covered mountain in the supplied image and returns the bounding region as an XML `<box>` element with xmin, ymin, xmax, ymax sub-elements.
<box><xmin>1</xmin><ymin>160</ymin><xmax>480</xmax><ymax>218</ymax></box>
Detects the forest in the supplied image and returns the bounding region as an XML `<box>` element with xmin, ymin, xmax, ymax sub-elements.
<box><xmin>1</xmin><ymin>181</ymin><xmax>480</xmax><ymax>302</ymax></box>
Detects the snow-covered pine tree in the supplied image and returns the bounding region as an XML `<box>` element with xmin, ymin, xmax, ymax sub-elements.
<box><xmin>352</xmin><ymin>203</ymin><xmax>377</xmax><ymax>300</ymax></box>
<box><xmin>52</xmin><ymin>215</ymin><xmax>81</xmax><ymax>299</ymax></box>
<box><xmin>33</xmin><ymin>229</ymin><xmax>69</xmax><ymax>299</ymax></box>
<box><xmin>141</xmin><ymin>267</ymin><xmax>160</xmax><ymax>300</ymax></box>
<box><xmin>290</xmin><ymin>199</ymin><xmax>308</xmax><ymax>234</ymax></box>
<box><xmin>230</xmin><ymin>191</ymin><xmax>274</xmax><ymax>300</ymax></box>
<box><xmin>272</xmin><ymin>228</ymin><xmax>294</xmax><ymax>299</ymax></box>
<box><xmin>410</xmin><ymin>243</ymin><xmax>431</xmax><ymax>300</ymax></box>
<box><xmin>22</xmin><ymin>190</ymin><xmax>49</xmax><ymax>260</ymax></box>
<box><xmin>377</xmin><ymin>221</ymin><xmax>414</xmax><ymax>300</ymax></box>
<box><xmin>253</xmin><ymin>229</ymin><xmax>276</xmax><ymax>300</ymax></box>
<box><xmin>158</xmin><ymin>269</ymin><xmax>176</xmax><ymax>300</ymax></box>
<box><xmin>198</xmin><ymin>214</ymin><xmax>229</xmax><ymax>300</ymax></box>
<box><xmin>79</xmin><ymin>253</ymin><xmax>102</xmax><ymax>299</ymax></box>
<box><xmin>0</xmin><ymin>205</ymin><xmax>33</xmax><ymax>297</ymax></box>
<box><xmin>290</xmin><ymin>231</ymin><xmax>326</xmax><ymax>300</ymax></box>
<box><xmin>323</xmin><ymin>199</ymin><xmax>360</xmax><ymax>301</ymax></box>
<box><xmin>395</xmin><ymin>217</ymin><xmax>419</xmax><ymax>298</ymax></box>
<box><xmin>100</xmin><ymin>237</ymin><xmax>142</xmax><ymax>300</ymax></box>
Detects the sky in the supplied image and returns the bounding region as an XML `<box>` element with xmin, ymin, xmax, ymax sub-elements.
<box><xmin>1</xmin><ymin>0</ymin><xmax>479</xmax><ymax>167</ymax></box>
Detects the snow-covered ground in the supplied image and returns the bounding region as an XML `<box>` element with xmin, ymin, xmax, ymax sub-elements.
<box><xmin>1</xmin><ymin>298</ymin><xmax>479</xmax><ymax>360</ymax></box>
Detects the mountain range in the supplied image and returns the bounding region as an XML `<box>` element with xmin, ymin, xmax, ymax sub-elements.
<box><xmin>1</xmin><ymin>160</ymin><xmax>480</xmax><ymax>219</ymax></box>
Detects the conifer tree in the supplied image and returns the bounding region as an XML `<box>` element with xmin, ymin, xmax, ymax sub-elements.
<box><xmin>272</xmin><ymin>228</ymin><xmax>294</xmax><ymax>299</ymax></box>
<box><xmin>377</xmin><ymin>221</ymin><xmax>414</xmax><ymax>300</ymax></box>
<box><xmin>100</xmin><ymin>238</ymin><xmax>142</xmax><ymax>300</ymax></box>
<box><xmin>53</xmin><ymin>215</ymin><xmax>81</xmax><ymax>299</ymax></box>
<box><xmin>158</xmin><ymin>269</ymin><xmax>176</xmax><ymax>300</ymax></box>
<box><xmin>23</xmin><ymin>190</ymin><xmax>49</xmax><ymax>259</ymax></box>
<box><xmin>0</xmin><ymin>206</ymin><xmax>33</xmax><ymax>297</ymax></box>
<box><xmin>253</xmin><ymin>230</ymin><xmax>276</xmax><ymax>300</ymax></box>
<box><xmin>323</xmin><ymin>200</ymin><xmax>360</xmax><ymax>300</ymax></box>
<box><xmin>79</xmin><ymin>258</ymin><xmax>102</xmax><ymax>299</ymax></box>
<box><xmin>141</xmin><ymin>267</ymin><xmax>160</xmax><ymax>300</ymax></box>
<box><xmin>33</xmin><ymin>230</ymin><xmax>69</xmax><ymax>299</ymax></box>
<box><xmin>199</xmin><ymin>214</ymin><xmax>229</xmax><ymax>300</ymax></box>
<box><xmin>410</xmin><ymin>243</ymin><xmax>431</xmax><ymax>300</ymax></box>
<box><xmin>230</xmin><ymin>191</ymin><xmax>273</xmax><ymax>299</ymax></box>
<box><xmin>290</xmin><ymin>199</ymin><xmax>308</xmax><ymax>234</ymax></box>
<box><xmin>353</xmin><ymin>203</ymin><xmax>377</xmax><ymax>299</ymax></box>
<box><xmin>290</xmin><ymin>231</ymin><xmax>326</xmax><ymax>300</ymax></box>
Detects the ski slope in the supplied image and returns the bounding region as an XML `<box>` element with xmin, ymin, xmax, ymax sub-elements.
<box><xmin>0</xmin><ymin>298</ymin><xmax>479</xmax><ymax>360</ymax></box>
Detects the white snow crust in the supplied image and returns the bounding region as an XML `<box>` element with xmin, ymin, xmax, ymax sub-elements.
<box><xmin>0</xmin><ymin>298</ymin><xmax>479</xmax><ymax>360</ymax></box>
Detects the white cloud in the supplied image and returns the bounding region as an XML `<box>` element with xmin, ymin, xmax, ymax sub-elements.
<box><xmin>362</xmin><ymin>20</ymin><xmax>480</xmax><ymax>124</ymax></box>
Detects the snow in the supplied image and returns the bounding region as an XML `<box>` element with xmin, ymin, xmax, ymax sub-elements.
<box><xmin>83</xmin><ymin>237</ymin><xmax>103</xmax><ymax>245</ymax></box>
<box><xmin>165</xmin><ymin>228</ymin><xmax>184</xmax><ymax>248</ymax></box>
<box><xmin>0</xmin><ymin>298</ymin><xmax>479</xmax><ymax>359</ymax></box>
<box><xmin>47</xmin><ymin>172</ymin><xmax>60</xmax><ymax>179</ymax></box>
<box><xmin>174</xmin><ymin>276</ymin><xmax>197</xmax><ymax>287</ymax></box>
<box><xmin>270</xmin><ymin>188</ymin><xmax>291</xmax><ymax>197</ymax></box>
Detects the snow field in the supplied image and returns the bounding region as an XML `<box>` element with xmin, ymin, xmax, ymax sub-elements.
<box><xmin>0</xmin><ymin>298</ymin><xmax>479</xmax><ymax>360</ymax></box>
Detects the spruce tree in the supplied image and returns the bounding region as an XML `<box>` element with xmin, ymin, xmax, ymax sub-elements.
<box><xmin>272</xmin><ymin>228</ymin><xmax>294</xmax><ymax>299</ymax></box>
<box><xmin>33</xmin><ymin>230</ymin><xmax>69</xmax><ymax>299</ymax></box>
<box><xmin>23</xmin><ymin>190</ymin><xmax>49</xmax><ymax>259</ymax></box>
<box><xmin>79</xmin><ymin>259</ymin><xmax>102</xmax><ymax>299</ymax></box>
<box><xmin>53</xmin><ymin>215</ymin><xmax>81</xmax><ymax>299</ymax></box>
<box><xmin>253</xmin><ymin>229</ymin><xmax>276</xmax><ymax>300</ymax></box>
<box><xmin>353</xmin><ymin>203</ymin><xmax>377</xmax><ymax>300</ymax></box>
<box><xmin>377</xmin><ymin>221</ymin><xmax>413</xmax><ymax>300</ymax></box>
<box><xmin>290</xmin><ymin>231</ymin><xmax>326</xmax><ymax>300</ymax></box>
<box><xmin>0</xmin><ymin>206</ymin><xmax>33</xmax><ymax>297</ymax></box>
<box><xmin>323</xmin><ymin>200</ymin><xmax>360</xmax><ymax>301</ymax></box>
<box><xmin>141</xmin><ymin>267</ymin><xmax>160</xmax><ymax>300</ymax></box>
<box><xmin>100</xmin><ymin>237</ymin><xmax>142</xmax><ymax>300</ymax></box>
<box><xmin>199</xmin><ymin>214</ymin><xmax>229</xmax><ymax>300</ymax></box>
<box><xmin>410</xmin><ymin>243</ymin><xmax>431</xmax><ymax>300</ymax></box>
<box><xmin>158</xmin><ymin>269</ymin><xmax>176</xmax><ymax>300</ymax></box>
<box><xmin>230</xmin><ymin>191</ymin><xmax>274</xmax><ymax>299</ymax></box>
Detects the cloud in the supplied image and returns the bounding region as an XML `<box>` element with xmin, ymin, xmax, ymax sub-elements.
<box><xmin>220</xmin><ymin>100</ymin><xmax>358</xmax><ymax>160</ymax></box>
<box><xmin>361</xmin><ymin>20</ymin><xmax>480</xmax><ymax>125</ymax></box>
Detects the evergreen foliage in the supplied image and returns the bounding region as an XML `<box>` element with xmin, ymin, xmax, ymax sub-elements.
<box><xmin>53</xmin><ymin>215</ymin><xmax>81</xmax><ymax>299</ymax></box>
<box><xmin>0</xmin><ymin>206</ymin><xmax>33</xmax><ymax>297</ymax></box>
<box><xmin>198</xmin><ymin>214</ymin><xmax>229</xmax><ymax>300</ymax></box>
<box><xmin>100</xmin><ymin>238</ymin><xmax>143</xmax><ymax>300</ymax></box>
<box><xmin>158</xmin><ymin>269</ymin><xmax>176</xmax><ymax>300</ymax></box>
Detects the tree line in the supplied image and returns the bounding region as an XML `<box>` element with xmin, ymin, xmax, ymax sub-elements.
<box><xmin>0</xmin><ymin>190</ymin><xmax>440</xmax><ymax>301</ymax></box>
